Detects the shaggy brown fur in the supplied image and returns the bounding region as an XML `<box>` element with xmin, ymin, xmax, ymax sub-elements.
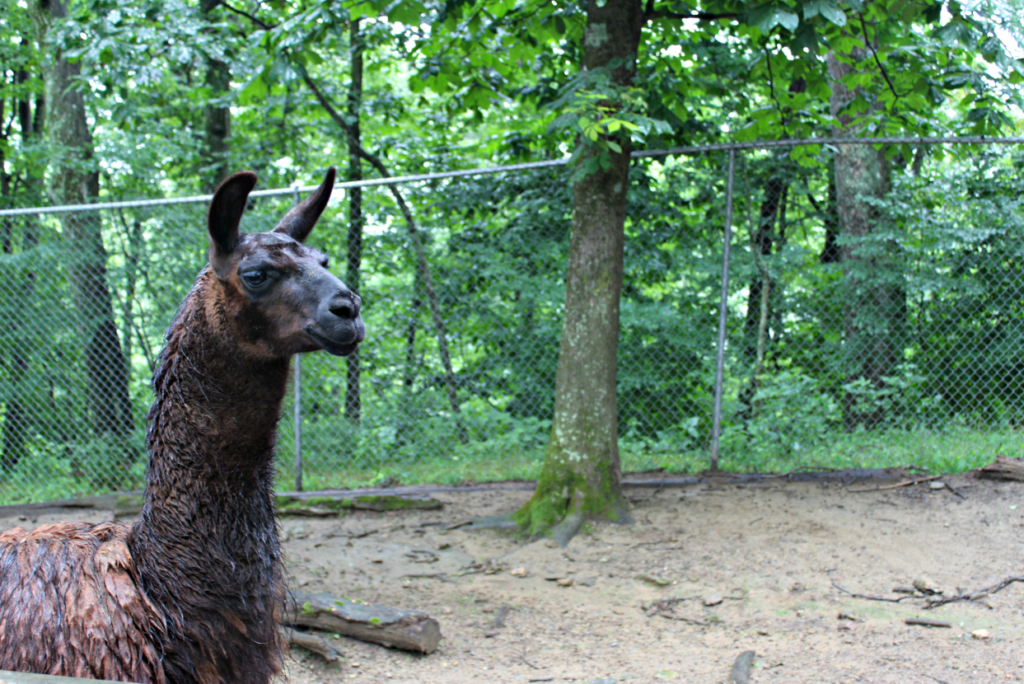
<box><xmin>0</xmin><ymin>168</ymin><xmax>363</xmax><ymax>684</ymax></box>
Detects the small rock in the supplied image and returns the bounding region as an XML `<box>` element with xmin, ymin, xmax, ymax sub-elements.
<box><xmin>837</xmin><ymin>612</ymin><xmax>858</xmax><ymax>621</ymax></box>
<box><xmin>576</xmin><ymin>576</ymin><xmax>598</xmax><ymax>587</ymax></box>
<box><xmin>757</xmin><ymin>629</ymin><xmax>769</xmax><ymax>636</ymax></box>
<box><xmin>837</xmin><ymin>622</ymin><xmax>852</xmax><ymax>631</ymax></box>
<box><xmin>544</xmin><ymin>539</ymin><xmax>558</xmax><ymax>548</ymax></box>
<box><xmin>441</xmin><ymin>606</ymin><xmax>453</xmax><ymax>615</ymax></box>
<box><xmin>437</xmin><ymin>541</ymin><xmax>451</xmax><ymax>550</ymax></box>
<box><xmin>703</xmin><ymin>593</ymin><xmax>724</xmax><ymax>607</ymax></box>
<box><xmin>790</xmin><ymin>582</ymin><xmax>805</xmax><ymax>593</ymax></box>
<box><xmin>510</xmin><ymin>567</ymin><xmax>528</xmax><ymax>577</ymax></box>
<box><xmin>17</xmin><ymin>515</ymin><xmax>27</xmax><ymax>522</ymax></box>
<box><xmin>556</xmin><ymin>577</ymin><xmax>574</xmax><ymax>587</ymax></box>
<box><xmin>971</xmin><ymin>629</ymin><xmax>990</xmax><ymax>639</ymax></box>
<box><xmin>929</xmin><ymin>481</ymin><xmax>947</xmax><ymax>490</ymax></box>
<box><xmin>912</xmin><ymin>577</ymin><xmax>942</xmax><ymax>595</ymax></box>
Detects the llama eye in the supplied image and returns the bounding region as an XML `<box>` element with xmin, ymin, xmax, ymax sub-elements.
<box><xmin>241</xmin><ymin>270</ymin><xmax>268</xmax><ymax>289</ymax></box>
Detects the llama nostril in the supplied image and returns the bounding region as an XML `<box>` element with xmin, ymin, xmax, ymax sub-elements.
<box><xmin>329</xmin><ymin>294</ymin><xmax>358</xmax><ymax>319</ymax></box>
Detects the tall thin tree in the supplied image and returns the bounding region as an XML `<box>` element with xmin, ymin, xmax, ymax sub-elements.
<box><xmin>32</xmin><ymin>0</ymin><xmax>135</xmax><ymax>484</ymax></box>
<box><xmin>345</xmin><ymin>17</ymin><xmax>364</xmax><ymax>424</ymax></box>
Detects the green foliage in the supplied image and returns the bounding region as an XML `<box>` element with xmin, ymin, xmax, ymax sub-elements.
<box><xmin>1</xmin><ymin>0</ymin><xmax>1023</xmax><ymax>505</ymax></box>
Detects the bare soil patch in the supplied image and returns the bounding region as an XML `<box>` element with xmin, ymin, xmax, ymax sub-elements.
<box><xmin>3</xmin><ymin>475</ymin><xmax>1022</xmax><ymax>683</ymax></box>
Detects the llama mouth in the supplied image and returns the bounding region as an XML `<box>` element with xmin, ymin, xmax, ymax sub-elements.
<box><xmin>304</xmin><ymin>326</ymin><xmax>362</xmax><ymax>356</ymax></box>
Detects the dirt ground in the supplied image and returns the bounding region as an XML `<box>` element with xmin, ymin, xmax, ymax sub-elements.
<box><xmin>3</xmin><ymin>473</ymin><xmax>1023</xmax><ymax>683</ymax></box>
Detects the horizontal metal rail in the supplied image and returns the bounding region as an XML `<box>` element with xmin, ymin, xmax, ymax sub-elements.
<box><xmin>1</xmin><ymin>136</ymin><xmax>1020</xmax><ymax>218</ymax></box>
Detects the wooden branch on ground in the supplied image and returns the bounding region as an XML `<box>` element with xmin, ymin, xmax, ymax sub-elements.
<box><xmin>975</xmin><ymin>457</ymin><xmax>1024</xmax><ymax>482</ymax></box>
<box><xmin>847</xmin><ymin>475</ymin><xmax>943</xmax><ymax>493</ymax></box>
<box><xmin>284</xmin><ymin>590</ymin><xmax>442</xmax><ymax>654</ymax></box>
<box><xmin>282</xmin><ymin>627</ymin><xmax>341</xmax><ymax>661</ymax></box>
<box><xmin>924</xmin><ymin>576</ymin><xmax>1024</xmax><ymax>609</ymax></box>
<box><xmin>831</xmin><ymin>581</ymin><xmax>918</xmax><ymax>603</ymax></box>
<box><xmin>835</xmin><ymin>576</ymin><xmax>1024</xmax><ymax>610</ymax></box>
<box><xmin>904</xmin><ymin>618</ymin><xmax>950</xmax><ymax>628</ymax></box>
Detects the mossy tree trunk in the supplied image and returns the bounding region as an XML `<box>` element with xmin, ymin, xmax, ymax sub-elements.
<box><xmin>33</xmin><ymin>0</ymin><xmax>135</xmax><ymax>484</ymax></box>
<box><xmin>827</xmin><ymin>46</ymin><xmax>907</xmax><ymax>430</ymax></box>
<box><xmin>513</xmin><ymin>0</ymin><xmax>644</xmax><ymax>546</ymax></box>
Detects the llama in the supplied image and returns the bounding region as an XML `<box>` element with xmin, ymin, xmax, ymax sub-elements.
<box><xmin>0</xmin><ymin>167</ymin><xmax>363</xmax><ymax>684</ymax></box>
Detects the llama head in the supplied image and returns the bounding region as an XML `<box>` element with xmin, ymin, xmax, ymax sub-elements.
<box><xmin>206</xmin><ymin>167</ymin><xmax>365</xmax><ymax>359</ymax></box>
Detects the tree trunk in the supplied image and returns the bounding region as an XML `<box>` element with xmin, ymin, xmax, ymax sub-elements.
<box><xmin>200</xmin><ymin>0</ymin><xmax>231</xmax><ymax>192</ymax></box>
<box><xmin>33</xmin><ymin>0</ymin><xmax>136</xmax><ymax>484</ymax></box>
<box><xmin>513</xmin><ymin>0</ymin><xmax>644</xmax><ymax>546</ymax></box>
<box><xmin>736</xmin><ymin>169</ymin><xmax>786</xmax><ymax>421</ymax></box>
<box><xmin>345</xmin><ymin>17</ymin><xmax>364</xmax><ymax>425</ymax></box>
<box><xmin>1</xmin><ymin>66</ymin><xmax>44</xmax><ymax>472</ymax></box>
<box><xmin>742</xmin><ymin>169</ymin><xmax>788</xmax><ymax>361</ymax></box>
<box><xmin>818</xmin><ymin>157</ymin><xmax>841</xmax><ymax>264</ymax></box>
<box><xmin>827</xmin><ymin>48</ymin><xmax>906</xmax><ymax>430</ymax></box>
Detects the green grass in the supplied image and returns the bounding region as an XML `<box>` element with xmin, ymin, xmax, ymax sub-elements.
<box><xmin>1</xmin><ymin>425</ymin><xmax>1020</xmax><ymax>505</ymax></box>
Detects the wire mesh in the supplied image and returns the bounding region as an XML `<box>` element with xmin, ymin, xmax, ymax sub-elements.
<box><xmin>0</xmin><ymin>139</ymin><xmax>1021</xmax><ymax>504</ymax></box>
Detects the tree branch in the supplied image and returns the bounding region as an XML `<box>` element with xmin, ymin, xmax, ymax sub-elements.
<box><xmin>645</xmin><ymin>10</ymin><xmax>740</xmax><ymax>20</ymax></box>
<box><xmin>858</xmin><ymin>11</ymin><xmax>901</xmax><ymax>103</ymax></box>
<box><xmin>301</xmin><ymin>71</ymin><xmax>467</xmax><ymax>431</ymax></box>
<box><xmin>219</xmin><ymin>1</ymin><xmax>276</xmax><ymax>30</ymax></box>
<box><xmin>763</xmin><ymin>45</ymin><xmax>789</xmax><ymax>137</ymax></box>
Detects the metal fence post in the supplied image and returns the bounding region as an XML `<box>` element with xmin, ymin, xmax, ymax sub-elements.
<box><xmin>710</xmin><ymin>147</ymin><xmax>736</xmax><ymax>471</ymax></box>
<box><xmin>292</xmin><ymin>185</ymin><xmax>303</xmax><ymax>492</ymax></box>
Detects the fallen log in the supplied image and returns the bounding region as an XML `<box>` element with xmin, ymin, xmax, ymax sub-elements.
<box><xmin>284</xmin><ymin>591</ymin><xmax>441</xmax><ymax>654</ymax></box>
<box><xmin>975</xmin><ymin>457</ymin><xmax>1024</xmax><ymax>482</ymax></box>
<box><xmin>282</xmin><ymin>627</ymin><xmax>341</xmax><ymax>661</ymax></box>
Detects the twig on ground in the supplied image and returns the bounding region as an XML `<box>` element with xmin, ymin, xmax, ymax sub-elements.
<box><xmin>832</xmin><ymin>581</ymin><xmax>918</xmax><ymax>603</ymax></box>
<box><xmin>643</xmin><ymin>596</ymin><xmax>710</xmax><ymax>625</ymax></box>
<box><xmin>399</xmin><ymin>573</ymin><xmax>453</xmax><ymax>583</ymax></box>
<box><xmin>835</xmin><ymin>576</ymin><xmax>1024</xmax><ymax>609</ymax></box>
<box><xmin>658</xmin><ymin>613</ymin><xmax>710</xmax><ymax>626</ymax></box>
<box><xmin>847</xmin><ymin>475</ymin><xmax>943</xmax><ymax>493</ymax></box>
<box><xmin>905</xmin><ymin>618</ymin><xmax>951</xmax><ymax>628</ymax></box>
<box><xmin>631</xmin><ymin>538</ymin><xmax>678</xmax><ymax>548</ymax></box>
<box><xmin>924</xmin><ymin>576</ymin><xmax>1024</xmax><ymax>609</ymax></box>
<box><xmin>519</xmin><ymin>645</ymin><xmax>542</xmax><ymax>670</ymax></box>
<box><xmin>942</xmin><ymin>481</ymin><xmax>966</xmax><ymax>499</ymax></box>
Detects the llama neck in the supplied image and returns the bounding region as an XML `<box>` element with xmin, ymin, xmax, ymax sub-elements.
<box><xmin>130</xmin><ymin>272</ymin><xmax>290</xmax><ymax>615</ymax></box>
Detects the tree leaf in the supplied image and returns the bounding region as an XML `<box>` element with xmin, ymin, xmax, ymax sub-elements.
<box><xmin>818</xmin><ymin>1</ymin><xmax>846</xmax><ymax>26</ymax></box>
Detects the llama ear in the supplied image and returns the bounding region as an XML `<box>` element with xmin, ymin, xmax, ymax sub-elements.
<box><xmin>209</xmin><ymin>171</ymin><xmax>258</xmax><ymax>276</ymax></box>
<box><xmin>273</xmin><ymin>167</ymin><xmax>336</xmax><ymax>243</ymax></box>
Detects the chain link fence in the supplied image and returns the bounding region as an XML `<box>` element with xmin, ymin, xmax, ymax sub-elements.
<box><xmin>0</xmin><ymin>138</ymin><xmax>1022</xmax><ymax>504</ymax></box>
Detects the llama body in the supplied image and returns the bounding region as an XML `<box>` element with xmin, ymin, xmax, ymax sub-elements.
<box><xmin>0</xmin><ymin>168</ymin><xmax>361</xmax><ymax>684</ymax></box>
